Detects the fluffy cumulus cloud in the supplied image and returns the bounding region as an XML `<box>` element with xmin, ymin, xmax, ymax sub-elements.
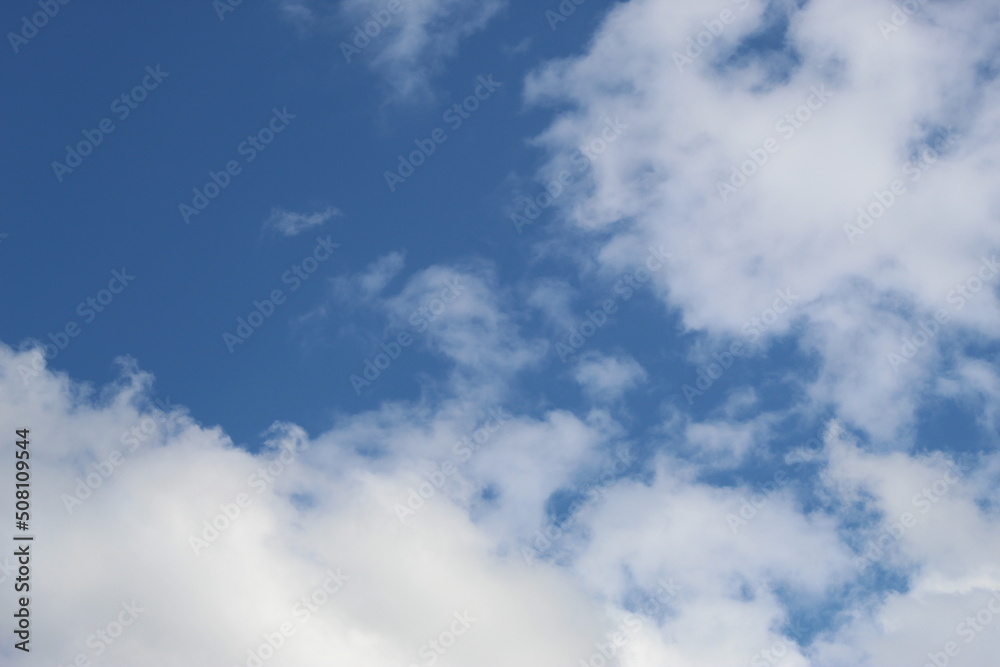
<box><xmin>0</xmin><ymin>345</ymin><xmax>611</xmax><ymax>667</ymax></box>
<box><xmin>2</xmin><ymin>337</ymin><xmax>999</xmax><ymax>666</ymax></box>
<box><xmin>524</xmin><ymin>0</ymin><xmax>1000</xmax><ymax>442</ymax></box>
<box><xmin>8</xmin><ymin>1</ymin><xmax>1000</xmax><ymax>666</ymax></box>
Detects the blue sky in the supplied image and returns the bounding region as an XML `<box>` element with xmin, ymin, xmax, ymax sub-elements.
<box><xmin>3</xmin><ymin>1</ymin><xmax>1000</xmax><ymax>666</ymax></box>
<box><xmin>1</xmin><ymin>0</ymin><xmax>632</xmax><ymax>446</ymax></box>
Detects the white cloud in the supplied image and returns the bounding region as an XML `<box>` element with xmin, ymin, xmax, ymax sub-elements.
<box><xmin>524</xmin><ymin>0</ymin><xmax>1000</xmax><ymax>441</ymax></box>
<box><xmin>281</xmin><ymin>0</ymin><xmax>505</xmax><ymax>101</ymax></box>
<box><xmin>380</xmin><ymin>261</ymin><xmax>547</xmax><ymax>387</ymax></box>
<box><xmin>11</xmin><ymin>1</ymin><xmax>1000</xmax><ymax>664</ymax></box>
<box><xmin>0</xmin><ymin>344</ymin><xmax>610</xmax><ymax>667</ymax></box>
<box><xmin>568</xmin><ymin>452</ymin><xmax>856</xmax><ymax>666</ymax></box>
<box><xmin>332</xmin><ymin>250</ymin><xmax>407</xmax><ymax>302</ymax></box>
<box><xmin>524</xmin><ymin>277</ymin><xmax>577</xmax><ymax>331</ymax></box>
<box><xmin>5</xmin><ymin>341</ymin><xmax>1000</xmax><ymax>665</ymax></box>
<box><xmin>293</xmin><ymin>259</ymin><xmax>546</xmax><ymax>395</ymax></box>
<box><xmin>265</xmin><ymin>206</ymin><xmax>341</xmax><ymax>237</ymax></box>
<box><xmin>809</xmin><ymin>429</ymin><xmax>1000</xmax><ymax>666</ymax></box>
<box><xmin>573</xmin><ymin>352</ymin><xmax>647</xmax><ymax>401</ymax></box>
<box><xmin>344</xmin><ymin>0</ymin><xmax>504</xmax><ymax>100</ymax></box>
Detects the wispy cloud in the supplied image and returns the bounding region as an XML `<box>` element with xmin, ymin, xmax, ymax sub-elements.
<box><xmin>280</xmin><ymin>0</ymin><xmax>505</xmax><ymax>101</ymax></box>
<box><xmin>332</xmin><ymin>250</ymin><xmax>407</xmax><ymax>303</ymax></box>
<box><xmin>264</xmin><ymin>206</ymin><xmax>341</xmax><ymax>237</ymax></box>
